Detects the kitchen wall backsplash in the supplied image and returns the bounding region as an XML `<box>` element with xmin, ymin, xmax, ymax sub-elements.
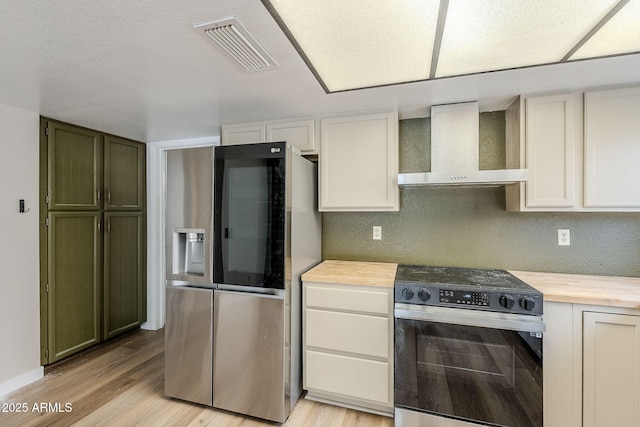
<box><xmin>322</xmin><ymin>112</ymin><xmax>640</xmax><ymax>277</ymax></box>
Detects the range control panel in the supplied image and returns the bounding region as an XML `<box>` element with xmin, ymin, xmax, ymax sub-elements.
<box><xmin>439</xmin><ymin>290</ymin><xmax>489</xmax><ymax>307</ymax></box>
<box><xmin>394</xmin><ymin>283</ymin><xmax>543</xmax><ymax>316</ymax></box>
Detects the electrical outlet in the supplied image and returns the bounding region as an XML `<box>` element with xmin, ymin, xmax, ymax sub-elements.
<box><xmin>558</xmin><ymin>229</ymin><xmax>570</xmax><ymax>246</ymax></box>
<box><xmin>373</xmin><ymin>226</ymin><xmax>382</xmax><ymax>240</ymax></box>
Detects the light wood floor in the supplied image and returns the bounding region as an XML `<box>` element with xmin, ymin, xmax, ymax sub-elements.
<box><xmin>0</xmin><ymin>329</ymin><xmax>393</xmax><ymax>427</ymax></box>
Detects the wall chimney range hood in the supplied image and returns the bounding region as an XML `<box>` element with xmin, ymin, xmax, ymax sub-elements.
<box><xmin>398</xmin><ymin>102</ymin><xmax>528</xmax><ymax>188</ymax></box>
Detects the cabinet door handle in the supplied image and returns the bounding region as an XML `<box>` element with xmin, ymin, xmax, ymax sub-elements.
<box><xmin>106</xmin><ymin>189</ymin><xmax>111</xmax><ymax>204</ymax></box>
<box><xmin>106</xmin><ymin>218</ymin><xmax>111</xmax><ymax>233</ymax></box>
<box><xmin>97</xmin><ymin>189</ymin><xmax>101</xmax><ymax>203</ymax></box>
<box><xmin>97</xmin><ymin>221</ymin><xmax>101</xmax><ymax>234</ymax></box>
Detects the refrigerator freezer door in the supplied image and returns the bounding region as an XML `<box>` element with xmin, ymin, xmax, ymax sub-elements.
<box><xmin>165</xmin><ymin>286</ymin><xmax>213</xmax><ymax>406</ymax></box>
<box><xmin>213</xmin><ymin>290</ymin><xmax>285</xmax><ymax>422</ymax></box>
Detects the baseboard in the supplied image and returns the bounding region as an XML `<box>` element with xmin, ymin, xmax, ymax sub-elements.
<box><xmin>305</xmin><ymin>391</ymin><xmax>394</xmax><ymax>417</ymax></box>
<box><xmin>0</xmin><ymin>367</ymin><xmax>44</xmax><ymax>398</ymax></box>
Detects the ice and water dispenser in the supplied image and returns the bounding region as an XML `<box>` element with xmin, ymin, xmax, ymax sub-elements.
<box><xmin>171</xmin><ymin>228</ymin><xmax>206</xmax><ymax>277</ymax></box>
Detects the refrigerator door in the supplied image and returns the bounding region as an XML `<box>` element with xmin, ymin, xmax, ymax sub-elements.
<box><xmin>166</xmin><ymin>147</ymin><xmax>214</xmax><ymax>286</ymax></box>
<box><xmin>165</xmin><ymin>286</ymin><xmax>213</xmax><ymax>406</ymax></box>
<box><xmin>213</xmin><ymin>290</ymin><xmax>285</xmax><ymax>422</ymax></box>
<box><xmin>213</xmin><ymin>142</ymin><xmax>286</xmax><ymax>289</ymax></box>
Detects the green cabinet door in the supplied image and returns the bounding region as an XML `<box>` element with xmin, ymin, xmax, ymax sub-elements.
<box><xmin>47</xmin><ymin>212</ymin><xmax>101</xmax><ymax>363</ymax></box>
<box><xmin>47</xmin><ymin>121</ymin><xmax>102</xmax><ymax>210</ymax></box>
<box><xmin>104</xmin><ymin>136</ymin><xmax>145</xmax><ymax>211</ymax></box>
<box><xmin>104</xmin><ymin>212</ymin><xmax>145</xmax><ymax>338</ymax></box>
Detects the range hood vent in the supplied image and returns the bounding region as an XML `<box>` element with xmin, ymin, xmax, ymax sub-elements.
<box><xmin>398</xmin><ymin>101</ymin><xmax>528</xmax><ymax>188</ymax></box>
<box><xmin>194</xmin><ymin>18</ymin><xmax>278</xmax><ymax>72</ymax></box>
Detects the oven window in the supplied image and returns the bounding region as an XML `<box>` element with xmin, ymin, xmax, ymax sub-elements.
<box><xmin>395</xmin><ymin>318</ymin><xmax>542</xmax><ymax>427</ymax></box>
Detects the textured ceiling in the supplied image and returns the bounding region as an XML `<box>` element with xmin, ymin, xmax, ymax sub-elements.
<box><xmin>1</xmin><ymin>0</ymin><xmax>639</xmax><ymax>142</ymax></box>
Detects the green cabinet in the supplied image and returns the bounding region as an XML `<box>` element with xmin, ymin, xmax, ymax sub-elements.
<box><xmin>47</xmin><ymin>122</ymin><xmax>102</xmax><ymax>210</ymax></box>
<box><xmin>105</xmin><ymin>136</ymin><xmax>145</xmax><ymax>210</ymax></box>
<box><xmin>47</xmin><ymin>212</ymin><xmax>101</xmax><ymax>362</ymax></box>
<box><xmin>40</xmin><ymin>119</ymin><xmax>146</xmax><ymax>364</ymax></box>
<box><xmin>104</xmin><ymin>212</ymin><xmax>145</xmax><ymax>339</ymax></box>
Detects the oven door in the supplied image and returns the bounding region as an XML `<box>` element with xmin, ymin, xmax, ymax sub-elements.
<box><xmin>394</xmin><ymin>305</ymin><xmax>544</xmax><ymax>427</ymax></box>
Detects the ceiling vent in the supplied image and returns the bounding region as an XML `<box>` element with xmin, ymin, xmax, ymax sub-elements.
<box><xmin>194</xmin><ymin>18</ymin><xmax>278</xmax><ymax>72</ymax></box>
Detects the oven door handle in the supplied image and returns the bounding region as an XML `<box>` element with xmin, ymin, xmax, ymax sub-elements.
<box><xmin>395</xmin><ymin>304</ymin><xmax>546</xmax><ymax>333</ymax></box>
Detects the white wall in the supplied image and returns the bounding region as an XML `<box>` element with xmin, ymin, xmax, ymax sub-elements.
<box><xmin>0</xmin><ymin>104</ymin><xmax>42</xmax><ymax>396</ymax></box>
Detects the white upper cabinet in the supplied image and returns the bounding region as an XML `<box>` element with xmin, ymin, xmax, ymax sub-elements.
<box><xmin>221</xmin><ymin>119</ymin><xmax>317</xmax><ymax>154</ymax></box>
<box><xmin>525</xmin><ymin>94</ymin><xmax>577</xmax><ymax>208</ymax></box>
<box><xmin>584</xmin><ymin>86</ymin><xmax>640</xmax><ymax>208</ymax></box>
<box><xmin>507</xmin><ymin>85</ymin><xmax>640</xmax><ymax>212</ymax></box>
<box><xmin>506</xmin><ymin>93</ymin><xmax>581</xmax><ymax>211</ymax></box>
<box><xmin>319</xmin><ymin>111</ymin><xmax>399</xmax><ymax>212</ymax></box>
<box><xmin>267</xmin><ymin>119</ymin><xmax>316</xmax><ymax>153</ymax></box>
<box><xmin>221</xmin><ymin>123</ymin><xmax>266</xmax><ymax>145</ymax></box>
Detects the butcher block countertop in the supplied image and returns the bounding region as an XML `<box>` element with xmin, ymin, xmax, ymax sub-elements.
<box><xmin>302</xmin><ymin>260</ymin><xmax>640</xmax><ymax>309</ymax></box>
<box><xmin>510</xmin><ymin>270</ymin><xmax>640</xmax><ymax>309</ymax></box>
<box><xmin>301</xmin><ymin>260</ymin><xmax>397</xmax><ymax>288</ymax></box>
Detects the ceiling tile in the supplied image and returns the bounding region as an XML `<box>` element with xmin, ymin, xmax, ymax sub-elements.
<box><xmin>435</xmin><ymin>0</ymin><xmax>619</xmax><ymax>78</ymax></box>
<box><xmin>268</xmin><ymin>0</ymin><xmax>440</xmax><ymax>92</ymax></box>
<box><xmin>570</xmin><ymin>0</ymin><xmax>640</xmax><ymax>60</ymax></box>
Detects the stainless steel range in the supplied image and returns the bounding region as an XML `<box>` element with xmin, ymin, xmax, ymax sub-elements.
<box><xmin>394</xmin><ymin>265</ymin><xmax>545</xmax><ymax>427</ymax></box>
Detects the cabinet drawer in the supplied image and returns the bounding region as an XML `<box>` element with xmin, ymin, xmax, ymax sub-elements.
<box><xmin>305</xmin><ymin>285</ymin><xmax>390</xmax><ymax>315</ymax></box>
<box><xmin>306</xmin><ymin>309</ymin><xmax>389</xmax><ymax>358</ymax></box>
<box><xmin>305</xmin><ymin>350</ymin><xmax>390</xmax><ymax>405</ymax></box>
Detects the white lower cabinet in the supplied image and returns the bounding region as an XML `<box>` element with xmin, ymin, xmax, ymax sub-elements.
<box><xmin>305</xmin><ymin>309</ymin><xmax>389</xmax><ymax>358</ymax></box>
<box><xmin>305</xmin><ymin>351</ymin><xmax>390</xmax><ymax>404</ymax></box>
<box><xmin>303</xmin><ymin>281</ymin><xmax>393</xmax><ymax>415</ymax></box>
<box><xmin>543</xmin><ymin>302</ymin><xmax>580</xmax><ymax>427</ymax></box>
<box><xmin>544</xmin><ymin>302</ymin><xmax>640</xmax><ymax>427</ymax></box>
<box><xmin>582</xmin><ymin>311</ymin><xmax>640</xmax><ymax>427</ymax></box>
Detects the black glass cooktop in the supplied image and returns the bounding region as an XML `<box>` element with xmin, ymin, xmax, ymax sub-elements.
<box><xmin>395</xmin><ymin>265</ymin><xmax>534</xmax><ymax>291</ymax></box>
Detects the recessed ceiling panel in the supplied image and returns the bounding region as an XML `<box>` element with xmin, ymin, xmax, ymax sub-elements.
<box><xmin>570</xmin><ymin>0</ymin><xmax>640</xmax><ymax>60</ymax></box>
<box><xmin>267</xmin><ymin>0</ymin><xmax>439</xmax><ymax>92</ymax></box>
<box><xmin>435</xmin><ymin>0</ymin><xmax>619</xmax><ymax>78</ymax></box>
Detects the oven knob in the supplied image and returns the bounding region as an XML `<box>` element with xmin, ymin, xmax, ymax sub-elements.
<box><xmin>401</xmin><ymin>288</ymin><xmax>414</xmax><ymax>300</ymax></box>
<box><xmin>519</xmin><ymin>297</ymin><xmax>536</xmax><ymax>311</ymax></box>
<box><xmin>499</xmin><ymin>295</ymin><xmax>515</xmax><ymax>309</ymax></box>
<box><xmin>418</xmin><ymin>288</ymin><xmax>431</xmax><ymax>302</ymax></box>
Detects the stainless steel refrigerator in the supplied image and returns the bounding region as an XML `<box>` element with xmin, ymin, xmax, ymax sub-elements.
<box><xmin>164</xmin><ymin>146</ymin><xmax>214</xmax><ymax>406</ymax></box>
<box><xmin>212</xmin><ymin>142</ymin><xmax>321</xmax><ymax>423</ymax></box>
